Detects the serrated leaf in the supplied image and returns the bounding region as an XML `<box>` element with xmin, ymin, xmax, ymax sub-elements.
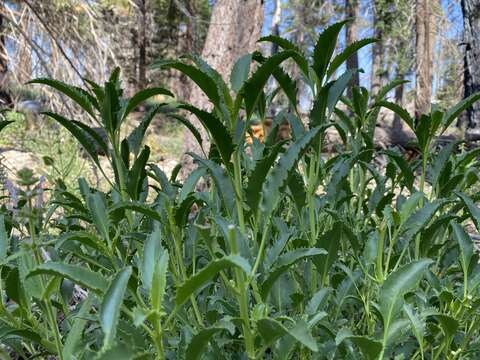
<box><xmin>456</xmin><ymin>192</ymin><xmax>480</xmax><ymax>231</ymax></box>
<box><xmin>451</xmin><ymin>222</ymin><xmax>474</xmax><ymax>277</ymax></box>
<box><xmin>150</xmin><ymin>251</ymin><xmax>169</xmax><ymax>313</ymax></box>
<box><xmin>42</xmin><ymin>112</ymin><xmax>101</xmax><ymax>168</ymax></box>
<box><xmin>63</xmin><ymin>297</ymin><xmax>93</xmax><ymax>359</ymax></box>
<box><xmin>28</xmin><ymin>78</ymin><xmax>96</xmax><ymax>118</ymax></box>
<box><xmin>243</xmin><ymin>50</ymin><xmax>296</xmax><ymax>118</ymax></box>
<box><xmin>0</xmin><ymin>215</ymin><xmax>8</xmax><ymax>263</ymax></box>
<box><xmin>186</xmin><ymin>320</ymin><xmax>234</xmax><ymax>360</ymax></box>
<box><xmin>27</xmin><ymin>262</ymin><xmax>108</xmax><ymax>293</ymax></box>
<box><xmin>246</xmin><ymin>141</ymin><xmax>285</xmax><ymax>215</ymax></box>
<box><xmin>403</xmin><ymin>304</ymin><xmax>425</xmax><ymax>356</ymax></box>
<box><xmin>374</xmin><ymin>101</ymin><xmax>414</xmax><ymax>132</ymax></box>
<box><xmin>312</xmin><ymin>20</ymin><xmax>348</xmax><ymax>82</ymax></box>
<box><xmin>100</xmin><ymin>267</ymin><xmax>132</xmax><ymax>348</ymax></box>
<box><xmin>175</xmin><ymin>255</ymin><xmax>250</xmax><ymax>307</ymax></box>
<box><xmin>327</xmin><ymin>38</ymin><xmax>377</xmax><ymax>79</ymax></box>
<box><xmin>231</xmin><ymin>54</ymin><xmax>252</xmax><ymax>93</ymax></box>
<box><xmin>379</xmin><ymin>259</ymin><xmax>432</xmax><ymax>333</ymax></box>
<box><xmin>151</xmin><ymin>60</ymin><xmax>221</xmax><ymax>108</ymax></box>
<box><xmin>127</xmin><ymin>104</ymin><xmax>163</xmax><ymax>157</ymax></box>
<box><xmin>257</xmin><ymin>318</ymin><xmax>318</xmax><ymax>352</ymax></box>
<box><xmin>180</xmin><ymin>104</ymin><xmax>233</xmax><ymax>165</ymax></box>
<box><xmin>121</xmin><ymin>87</ymin><xmax>172</xmax><ymax>121</ymax></box>
<box><xmin>260</xmin><ymin>126</ymin><xmax>321</xmax><ymax>219</ymax></box>
<box><xmin>261</xmin><ymin>248</ymin><xmax>327</xmax><ymax>300</ymax></box>
<box><xmin>142</xmin><ymin>226</ymin><xmax>163</xmax><ymax>291</ymax></box>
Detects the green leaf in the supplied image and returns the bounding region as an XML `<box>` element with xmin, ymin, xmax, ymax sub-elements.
<box><xmin>150</xmin><ymin>251</ymin><xmax>169</xmax><ymax>313</ymax></box>
<box><xmin>374</xmin><ymin>101</ymin><xmax>414</xmax><ymax>132</ymax></box>
<box><xmin>261</xmin><ymin>248</ymin><xmax>327</xmax><ymax>300</ymax></box>
<box><xmin>375</xmin><ymin>79</ymin><xmax>410</xmax><ymax>102</ymax></box>
<box><xmin>257</xmin><ymin>35</ymin><xmax>309</xmax><ymax>76</ymax></box>
<box><xmin>189</xmin><ymin>154</ymin><xmax>235</xmax><ymax>212</ymax></box>
<box><xmin>127</xmin><ymin>104</ymin><xmax>163</xmax><ymax>157</ymax></box>
<box><xmin>230</xmin><ymin>54</ymin><xmax>252</xmax><ymax>93</ymax></box>
<box><xmin>180</xmin><ymin>104</ymin><xmax>234</xmax><ymax>165</ymax></box>
<box><xmin>186</xmin><ymin>320</ymin><xmax>234</xmax><ymax>360</ymax></box>
<box><xmin>327</xmin><ymin>38</ymin><xmax>377</xmax><ymax>79</ymax></box>
<box><xmin>260</xmin><ymin>126</ymin><xmax>321</xmax><ymax>220</ymax></box>
<box><xmin>379</xmin><ymin>259</ymin><xmax>432</xmax><ymax>333</ymax></box>
<box><xmin>246</xmin><ymin>141</ymin><xmax>285</xmax><ymax>215</ymax></box>
<box><xmin>0</xmin><ymin>215</ymin><xmax>8</xmax><ymax>263</ymax></box>
<box><xmin>121</xmin><ymin>87</ymin><xmax>172</xmax><ymax>121</ymax></box>
<box><xmin>337</xmin><ymin>333</ymin><xmax>382</xmax><ymax>360</ymax></box>
<box><xmin>87</xmin><ymin>192</ymin><xmax>110</xmax><ymax>243</ymax></box>
<box><xmin>451</xmin><ymin>222</ymin><xmax>474</xmax><ymax>275</ymax></box>
<box><xmin>442</xmin><ymin>93</ymin><xmax>480</xmax><ymax>133</ymax></box>
<box><xmin>456</xmin><ymin>192</ymin><xmax>480</xmax><ymax>231</ymax></box>
<box><xmin>312</xmin><ymin>20</ymin><xmax>348</xmax><ymax>82</ymax></box>
<box><xmin>151</xmin><ymin>60</ymin><xmax>221</xmax><ymax>108</ymax></box>
<box><xmin>168</xmin><ymin>113</ymin><xmax>203</xmax><ymax>152</ymax></box>
<box><xmin>127</xmin><ymin>145</ymin><xmax>150</xmax><ymax>200</ymax></box>
<box><xmin>42</xmin><ymin>112</ymin><xmax>101</xmax><ymax>167</ymax></box>
<box><xmin>403</xmin><ymin>304</ymin><xmax>425</xmax><ymax>356</ymax></box>
<box><xmin>27</xmin><ymin>262</ymin><xmax>108</xmax><ymax>293</ymax></box>
<box><xmin>382</xmin><ymin>150</ymin><xmax>415</xmax><ymax>190</ymax></box>
<box><xmin>100</xmin><ymin>267</ymin><xmax>132</xmax><ymax>348</ymax></box>
<box><xmin>257</xmin><ymin>318</ymin><xmax>318</xmax><ymax>352</ymax></box>
<box><xmin>243</xmin><ymin>50</ymin><xmax>296</xmax><ymax>118</ymax></box>
<box><xmin>63</xmin><ymin>297</ymin><xmax>93</xmax><ymax>359</ymax></box>
<box><xmin>327</xmin><ymin>70</ymin><xmax>355</xmax><ymax>116</ymax></box>
<box><xmin>314</xmin><ymin>223</ymin><xmax>344</xmax><ymax>284</ymax></box>
<box><xmin>28</xmin><ymin>78</ymin><xmax>96</xmax><ymax>118</ymax></box>
<box><xmin>175</xmin><ymin>255</ymin><xmax>251</xmax><ymax>307</ymax></box>
<box><xmin>109</xmin><ymin>201</ymin><xmax>163</xmax><ymax>223</ymax></box>
<box><xmin>142</xmin><ymin>226</ymin><xmax>163</xmax><ymax>291</ymax></box>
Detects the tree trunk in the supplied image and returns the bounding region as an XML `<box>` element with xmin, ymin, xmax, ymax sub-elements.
<box><xmin>415</xmin><ymin>0</ymin><xmax>433</xmax><ymax>118</ymax></box>
<box><xmin>461</xmin><ymin>0</ymin><xmax>480</xmax><ymax>128</ymax></box>
<box><xmin>270</xmin><ymin>0</ymin><xmax>282</xmax><ymax>55</ymax></box>
<box><xmin>137</xmin><ymin>0</ymin><xmax>148</xmax><ymax>90</ymax></box>
<box><xmin>371</xmin><ymin>4</ymin><xmax>384</xmax><ymax>96</ymax></box>
<box><xmin>182</xmin><ymin>0</ymin><xmax>264</xmax><ymax>175</ymax></box>
<box><xmin>0</xmin><ymin>0</ymin><xmax>11</xmax><ymax>107</ymax></box>
<box><xmin>345</xmin><ymin>0</ymin><xmax>359</xmax><ymax>97</ymax></box>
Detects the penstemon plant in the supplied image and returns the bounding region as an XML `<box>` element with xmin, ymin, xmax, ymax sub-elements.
<box><xmin>0</xmin><ymin>21</ymin><xmax>480</xmax><ymax>359</ymax></box>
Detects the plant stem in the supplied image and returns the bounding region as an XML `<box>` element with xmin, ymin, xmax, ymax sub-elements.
<box><xmin>28</xmin><ymin>208</ymin><xmax>64</xmax><ymax>360</ymax></box>
<box><xmin>231</xmin><ymin>150</ymin><xmax>255</xmax><ymax>359</ymax></box>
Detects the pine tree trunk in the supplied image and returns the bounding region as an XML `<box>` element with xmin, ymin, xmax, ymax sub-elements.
<box><xmin>181</xmin><ymin>0</ymin><xmax>264</xmax><ymax>175</ymax></box>
<box><xmin>461</xmin><ymin>0</ymin><xmax>480</xmax><ymax>128</ymax></box>
<box><xmin>345</xmin><ymin>0</ymin><xmax>359</xmax><ymax>97</ymax></box>
<box><xmin>270</xmin><ymin>0</ymin><xmax>282</xmax><ymax>55</ymax></box>
<box><xmin>0</xmin><ymin>0</ymin><xmax>11</xmax><ymax>107</ymax></box>
<box><xmin>371</xmin><ymin>4</ymin><xmax>384</xmax><ymax>96</ymax></box>
<box><xmin>137</xmin><ymin>0</ymin><xmax>148</xmax><ymax>90</ymax></box>
<box><xmin>415</xmin><ymin>0</ymin><xmax>433</xmax><ymax>118</ymax></box>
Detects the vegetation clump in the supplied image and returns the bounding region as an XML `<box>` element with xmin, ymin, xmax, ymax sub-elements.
<box><xmin>0</xmin><ymin>22</ymin><xmax>480</xmax><ymax>359</ymax></box>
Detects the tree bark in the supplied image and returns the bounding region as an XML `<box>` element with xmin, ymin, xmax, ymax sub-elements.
<box><xmin>461</xmin><ymin>0</ymin><xmax>480</xmax><ymax>128</ymax></box>
<box><xmin>371</xmin><ymin>3</ymin><xmax>384</xmax><ymax>96</ymax></box>
<box><xmin>0</xmin><ymin>0</ymin><xmax>11</xmax><ymax>107</ymax></box>
<box><xmin>137</xmin><ymin>0</ymin><xmax>148</xmax><ymax>90</ymax></box>
<box><xmin>345</xmin><ymin>0</ymin><xmax>359</xmax><ymax>97</ymax></box>
<box><xmin>415</xmin><ymin>0</ymin><xmax>433</xmax><ymax>118</ymax></box>
<box><xmin>182</xmin><ymin>0</ymin><xmax>264</xmax><ymax>174</ymax></box>
<box><xmin>270</xmin><ymin>0</ymin><xmax>282</xmax><ymax>55</ymax></box>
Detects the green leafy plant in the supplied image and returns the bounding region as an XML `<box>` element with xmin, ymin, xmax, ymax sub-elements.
<box><xmin>0</xmin><ymin>21</ymin><xmax>480</xmax><ymax>360</ymax></box>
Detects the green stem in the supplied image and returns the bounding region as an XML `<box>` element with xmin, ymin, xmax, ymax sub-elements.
<box><xmin>415</xmin><ymin>149</ymin><xmax>429</xmax><ymax>259</ymax></box>
<box><xmin>231</xmin><ymin>150</ymin><xmax>255</xmax><ymax>359</ymax></box>
<box><xmin>28</xmin><ymin>209</ymin><xmax>64</xmax><ymax>360</ymax></box>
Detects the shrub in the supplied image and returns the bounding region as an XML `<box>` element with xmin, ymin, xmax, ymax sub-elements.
<box><xmin>0</xmin><ymin>21</ymin><xmax>480</xmax><ymax>359</ymax></box>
